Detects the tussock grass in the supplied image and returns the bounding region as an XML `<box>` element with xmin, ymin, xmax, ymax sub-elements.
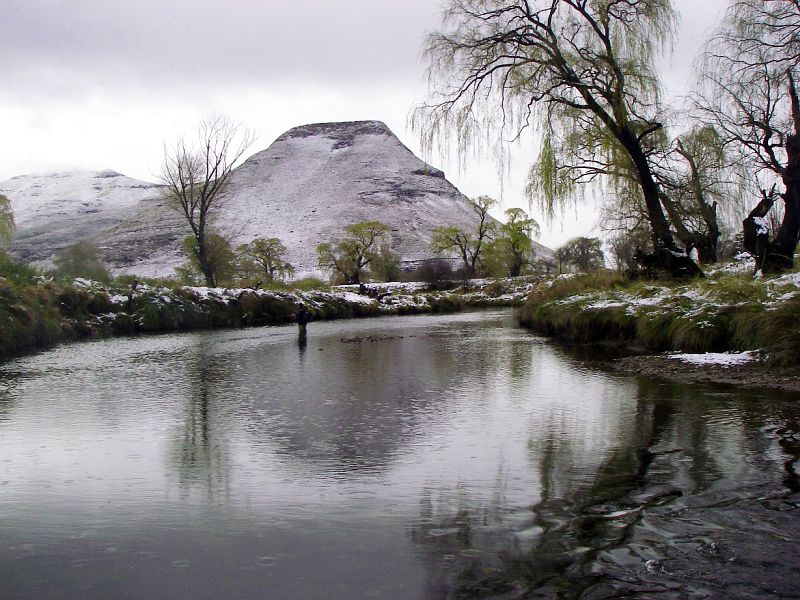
<box><xmin>426</xmin><ymin>294</ymin><xmax>464</xmax><ymax>313</ymax></box>
<box><xmin>529</xmin><ymin>271</ymin><xmax>629</xmax><ymax>305</ymax></box>
<box><xmin>0</xmin><ymin>255</ymin><xmax>41</xmax><ymax>284</ymax></box>
<box><xmin>748</xmin><ymin>295</ymin><xmax>800</xmax><ymax>366</ymax></box>
<box><xmin>0</xmin><ymin>282</ymin><xmax>63</xmax><ymax>358</ymax></box>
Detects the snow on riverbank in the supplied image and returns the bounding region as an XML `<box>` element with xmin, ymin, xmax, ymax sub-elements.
<box><xmin>667</xmin><ymin>351</ymin><xmax>761</xmax><ymax>366</ymax></box>
<box><xmin>80</xmin><ymin>276</ymin><xmax>538</xmax><ymax>325</ymax></box>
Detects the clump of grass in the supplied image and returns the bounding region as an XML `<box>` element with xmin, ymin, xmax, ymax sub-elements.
<box><xmin>426</xmin><ymin>294</ymin><xmax>464</xmax><ymax>313</ymax></box>
<box><xmin>747</xmin><ymin>295</ymin><xmax>800</xmax><ymax>366</ymax></box>
<box><xmin>635</xmin><ymin>309</ymin><xmax>675</xmax><ymax>350</ymax></box>
<box><xmin>668</xmin><ymin>307</ymin><xmax>732</xmax><ymax>353</ymax></box>
<box><xmin>0</xmin><ymin>254</ymin><xmax>41</xmax><ymax>284</ymax></box>
<box><xmin>287</xmin><ymin>278</ymin><xmax>329</xmax><ymax>291</ymax></box>
<box><xmin>524</xmin><ymin>271</ymin><xmax>630</xmax><ymax>308</ymax></box>
<box><xmin>728</xmin><ymin>303</ymin><xmax>767</xmax><ymax>351</ymax></box>
<box><xmin>0</xmin><ymin>282</ymin><xmax>62</xmax><ymax>358</ymax></box>
<box><xmin>480</xmin><ymin>280</ymin><xmax>513</xmax><ymax>297</ymax></box>
<box><xmin>699</xmin><ymin>272</ymin><xmax>768</xmax><ymax>304</ymax></box>
<box><xmin>521</xmin><ymin>294</ymin><xmax>636</xmax><ymax>344</ymax></box>
<box><xmin>520</xmin><ymin>271</ymin><xmax>635</xmax><ymax>341</ymax></box>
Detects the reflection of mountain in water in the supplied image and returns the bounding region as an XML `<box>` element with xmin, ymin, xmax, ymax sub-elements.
<box><xmin>234</xmin><ymin>325</ymin><xmax>513</xmax><ymax>475</ymax></box>
<box><xmin>412</xmin><ymin>379</ymin><xmax>800</xmax><ymax>598</ymax></box>
<box><xmin>162</xmin><ymin>315</ymin><xmax>551</xmax><ymax>482</ymax></box>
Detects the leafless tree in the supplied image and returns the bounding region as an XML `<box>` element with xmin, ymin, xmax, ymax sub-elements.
<box><xmin>698</xmin><ymin>0</ymin><xmax>800</xmax><ymax>272</ymax></box>
<box><xmin>161</xmin><ymin>116</ymin><xmax>253</xmax><ymax>286</ymax></box>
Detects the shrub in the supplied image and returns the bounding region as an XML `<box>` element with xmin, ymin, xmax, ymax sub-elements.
<box><xmin>426</xmin><ymin>294</ymin><xmax>464</xmax><ymax>313</ymax></box>
<box><xmin>52</xmin><ymin>241</ymin><xmax>111</xmax><ymax>282</ymax></box>
<box><xmin>56</xmin><ymin>287</ymin><xmax>92</xmax><ymax>318</ymax></box>
<box><xmin>288</xmin><ymin>278</ymin><xmax>329</xmax><ymax>291</ymax></box>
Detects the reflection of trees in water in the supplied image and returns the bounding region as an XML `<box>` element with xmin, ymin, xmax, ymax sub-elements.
<box><xmin>0</xmin><ymin>371</ymin><xmax>22</xmax><ymax>422</ymax></box>
<box><xmin>242</xmin><ymin>337</ymin><xmax>455</xmax><ymax>473</ymax></box>
<box><xmin>169</xmin><ymin>336</ymin><xmax>231</xmax><ymax>503</ymax></box>
<box><xmin>778</xmin><ymin>418</ymin><xmax>800</xmax><ymax>492</ymax></box>
<box><xmin>410</xmin><ymin>482</ymin><xmax>538</xmax><ymax>599</ymax></box>
<box><xmin>726</xmin><ymin>386</ymin><xmax>800</xmax><ymax>494</ymax></box>
<box><xmin>0</xmin><ymin>394</ymin><xmax>12</xmax><ymax>422</ymax></box>
<box><xmin>411</xmin><ymin>379</ymin><xmax>800</xmax><ymax>598</ymax></box>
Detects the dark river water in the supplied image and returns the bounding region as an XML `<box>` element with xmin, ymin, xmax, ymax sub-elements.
<box><xmin>0</xmin><ymin>309</ymin><xmax>798</xmax><ymax>599</ymax></box>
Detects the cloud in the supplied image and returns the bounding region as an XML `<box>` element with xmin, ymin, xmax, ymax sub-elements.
<box><xmin>0</xmin><ymin>0</ymin><xmax>731</xmax><ymax>248</ymax></box>
<box><xmin>1</xmin><ymin>0</ymin><xmax>437</xmax><ymax>98</ymax></box>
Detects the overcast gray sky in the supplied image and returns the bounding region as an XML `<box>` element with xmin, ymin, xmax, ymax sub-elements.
<box><xmin>0</xmin><ymin>0</ymin><xmax>728</xmax><ymax>247</ymax></box>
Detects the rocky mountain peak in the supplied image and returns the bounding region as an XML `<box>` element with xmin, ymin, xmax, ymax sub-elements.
<box><xmin>276</xmin><ymin>120</ymin><xmax>393</xmax><ymax>144</ymax></box>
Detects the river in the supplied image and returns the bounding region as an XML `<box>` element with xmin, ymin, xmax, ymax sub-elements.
<box><xmin>0</xmin><ymin>309</ymin><xmax>798</xmax><ymax>599</ymax></box>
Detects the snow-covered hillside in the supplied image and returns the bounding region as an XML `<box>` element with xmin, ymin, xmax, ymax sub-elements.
<box><xmin>1</xmin><ymin>121</ymin><xmax>551</xmax><ymax>278</ymax></box>
<box><xmin>216</xmin><ymin>121</ymin><xmax>501</xmax><ymax>275</ymax></box>
<box><xmin>0</xmin><ymin>169</ymin><xmax>174</xmax><ymax>268</ymax></box>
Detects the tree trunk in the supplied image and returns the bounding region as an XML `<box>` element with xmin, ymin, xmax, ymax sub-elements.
<box><xmin>743</xmin><ymin>193</ymin><xmax>774</xmax><ymax>271</ymax></box>
<box><xmin>744</xmin><ymin>75</ymin><xmax>800</xmax><ymax>274</ymax></box>
<box><xmin>661</xmin><ymin>194</ymin><xmax>720</xmax><ymax>266</ymax></box>
<box><xmin>618</xmin><ymin>129</ymin><xmax>704</xmax><ymax>279</ymax></box>
<box><xmin>694</xmin><ymin>234</ymin><xmax>719</xmax><ymax>265</ymax></box>
<box><xmin>765</xmin><ymin>133</ymin><xmax>800</xmax><ymax>272</ymax></box>
<box><xmin>196</xmin><ymin>233</ymin><xmax>216</xmax><ymax>287</ymax></box>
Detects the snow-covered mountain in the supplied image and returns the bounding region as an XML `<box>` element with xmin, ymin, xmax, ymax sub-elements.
<box><xmin>213</xmin><ymin>120</ymin><xmax>502</xmax><ymax>275</ymax></box>
<box><xmin>1</xmin><ymin>121</ymin><xmax>551</xmax><ymax>278</ymax></box>
<box><xmin>0</xmin><ymin>169</ymin><xmax>183</xmax><ymax>272</ymax></box>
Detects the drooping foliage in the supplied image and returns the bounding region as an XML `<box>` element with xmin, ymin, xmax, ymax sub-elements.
<box><xmin>317</xmin><ymin>221</ymin><xmax>392</xmax><ymax>284</ymax></box>
<box><xmin>0</xmin><ymin>194</ymin><xmax>15</xmax><ymax>250</ymax></box>
<box><xmin>557</xmin><ymin>236</ymin><xmax>605</xmax><ymax>273</ymax></box>
<box><xmin>369</xmin><ymin>241</ymin><xmax>402</xmax><ymax>282</ymax></box>
<box><xmin>415</xmin><ymin>1</ymin><xmax>701</xmax><ymax>276</ymax></box>
<box><xmin>237</xmin><ymin>237</ymin><xmax>294</xmax><ymax>282</ymax></box>
<box><xmin>698</xmin><ymin>0</ymin><xmax>800</xmax><ymax>272</ymax></box>
<box><xmin>430</xmin><ymin>195</ymin><xmax>497</xmax><ymax>275</ymax></box>
<box><xmin>488</xmin><ymin>208</ymin><xmax>540</xmax><ymax>276</ymax></box>
<box><xmin>53</xmin><ymin>241</ymin><xmax>111</xmax><ymax>282</ymax></box>
<box><xmin>179</xmin><ymin>232</ymin><xmax>237</xmax><ymax>286</ymax></box>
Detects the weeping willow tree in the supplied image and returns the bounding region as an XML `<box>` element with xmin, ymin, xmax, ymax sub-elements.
<box><xmin>655</xmin><ymin>126</ymin><xmax>748</xmax><ymax>264</ymax></box>
<box><xmin>598</xmin><ymin>123</ymin><xmax>743</xmax><ymax>266</ymax></box>
<box><xmin>0</xmin><ymin>194</ymin><xmax>14</xmax><ymax>250</ymax></box>
<box><xmin>491</xmin><ymin>207</ymin><xmax>540</xmax><ymax>276</ymax></box>
<box><xmin>414</xmin><ymin>0</ymin><xmax>702</xmax><ymax>277</ymax></box>
<box><xmin>698</xmin><ymin>0</ymin><xmax>800</xmax><ymax>273</ymax></box>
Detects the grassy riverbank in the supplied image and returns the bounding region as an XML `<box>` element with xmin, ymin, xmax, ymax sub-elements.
<box><xmin>518</xmin><ymin>259</ymin><xmax>800</xmax><ymax>366</ymax></box>
<box><xmin>0</xmin><ymin>276</ymin><xmax>536</xmax><ymax>360</ymax></box>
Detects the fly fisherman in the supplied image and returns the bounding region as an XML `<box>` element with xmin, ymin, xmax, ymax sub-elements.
<box><xmin>296</xmin><ymin>303</ymin><xmax>310</xmax><ymax>342</ymax></box>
